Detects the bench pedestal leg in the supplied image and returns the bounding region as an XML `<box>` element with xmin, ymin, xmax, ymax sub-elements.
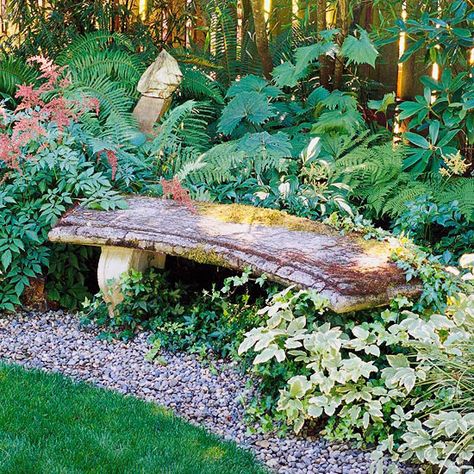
<box><xmin>97</xmin><ymin>246</ymin><xmax>166</xmax><ymax>313</ymax></box>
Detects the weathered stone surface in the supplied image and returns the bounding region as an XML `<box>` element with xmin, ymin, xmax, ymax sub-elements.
<box><xmin>48</xmin><ymin>197</ymin><xmax>421</xmax><ymax>313</ymax></box>
<box><xmin>132</xmin><ymin>50</ymin><xmax>182</xmax><ymax>135</ymax></box>
<box><xmin>136</xmin><ymin>50</ymin><xmax>182</xmax><ymax>99</ymax></box>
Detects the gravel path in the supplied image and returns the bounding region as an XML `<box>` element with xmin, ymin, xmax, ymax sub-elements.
<box><xmin>0</xmin><ymin>311</ymin><xmax>417</xmax><ymax>474</ymax></box>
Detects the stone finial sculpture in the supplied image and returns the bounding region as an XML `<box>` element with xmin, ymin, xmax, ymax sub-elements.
<box><xmin>132</xmin><ymin>50</ymin><xmax>183</xmax><ymax>135</ymax></box>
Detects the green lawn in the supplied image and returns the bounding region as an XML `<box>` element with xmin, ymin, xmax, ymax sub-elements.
<box><xmin>0</xmin><ymin>364</ymin><xmax>266</xmax><ymax>474</ymax></box>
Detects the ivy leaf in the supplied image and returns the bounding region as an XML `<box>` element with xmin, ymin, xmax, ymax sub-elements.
<box><xmin>218</xmin><ymin>92</ymin><xmax>276</xmax><ymax>136</ymax></box>
<box><xmin>341</xmin><ymin>28</ymin><xmax>379</xmax><ymax>68</ymax></box>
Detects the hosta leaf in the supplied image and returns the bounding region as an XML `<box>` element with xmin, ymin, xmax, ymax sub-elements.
<box><xmin>288</xmin><ymin>376</ymin><xmax>311</xmax><ymax>398</ymax></box>
<box><xmin>238</xmin><ymin>335</ymin><xmax>257</xmax><ymax>354</ymax></box>
<box><xmin>341</xmin><ymin>29</ymin><xmax>379</xmax><ymax>68</ymax></box>
<box><xmin>253</xmin><ymin>344</ymin><xmax>279</xmax><ymax>364</ymax></box>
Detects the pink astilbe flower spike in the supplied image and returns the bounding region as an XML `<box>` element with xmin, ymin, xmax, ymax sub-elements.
<box><xmin>0</xmin><ymin>55</ymin><xmax>104</xmax><ymax>171</ymax></box>
<box><xmin>161</xmin><ymin>177</ymin><xmax>195</xmax><ymax>212</ymax></box>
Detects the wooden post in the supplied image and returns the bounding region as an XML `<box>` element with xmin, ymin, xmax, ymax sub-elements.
<box><xmin>132</xmin><ymin>50</ymin><xmax>183</xmax><ymax>135</ymax></box>
<box><xmin>397</xmin><ymin>0</ymin><xmax>427</xmax><ymax>100</ymax></box>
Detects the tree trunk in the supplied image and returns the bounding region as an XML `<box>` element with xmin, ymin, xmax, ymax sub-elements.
<box><xmin>270</xmin><ymin>0</ymin><xmax>292</xmax><ymax>36</ymax></box>
<box><xmin>192</xmin><ymin>0</ymin><xmax>207</xmax><ymax>48</ymax></box>
<box><xmin>250</xmin><ymin>0</ymin><xmax>273</xmax><ymax>79</ymax></box>
<box><xmin>241</xmin><ymin>0</ymin><xmax>260</xmax><ymax>75</ymax></box>
<box><xmin>333</xmin><ymin>0</ymin><xmax>349</xmax><ymax>90</ymax></box>
<box><xmin>317</xmin><ymin>0</ymin><xmax>330</xmax><ymax>88</ymax></box>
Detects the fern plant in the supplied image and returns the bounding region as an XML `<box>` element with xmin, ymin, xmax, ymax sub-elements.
<box><xmin>200</xmin><ymin>0</ymin><xmax>239</xmax><ymax>86</ymax></box>
<box><xmin>334</xmin><ymin>138</ymin><xmax>474</xmax><ymax>222</ymax></box>
<box><xmin>0</xmin><ymin>56</ymin><xmax>38</xmax><ymax>102</ymax></box>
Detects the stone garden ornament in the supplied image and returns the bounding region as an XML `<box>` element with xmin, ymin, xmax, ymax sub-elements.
<box><xmin>132</xmin><ymin>50</ymin><xmax>183</xmax><ymax>135</ymax></box>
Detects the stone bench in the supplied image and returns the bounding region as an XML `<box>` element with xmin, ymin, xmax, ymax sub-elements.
<box><xmin>48</xmin><ymin>197</ymin><xmax>420</xmax><ymax>313</ymax></box>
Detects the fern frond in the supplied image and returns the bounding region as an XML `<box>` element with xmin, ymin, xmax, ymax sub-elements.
<box><xmin>151</xmin><ymin>100</ymin><xmax>201</xmax><ymax>154</ymax></box>
<box><xmin>56</xmin><ymin>31</ymin><xmax>134</xmax><ymax>65</ymax></box>
<box><xmin>173</xmin><ymin>47</ymin><xmax>222</xmax><ymax>71</ymax></box>
<box><xmin>190</xmin><ymin>140</ymin><xmax>246</xmax><ymax>184</ymax></box>
<box><xmin>67</xmin><ymin>76</ymin><xmax>137</xmax><ymax>140</ymax></box>
<box><xmin>201</xmin><ymin>0</ymin><xmax>238</xmax><ymax>86</ymax></box>
<box><xmin>179</xmin><ymin>66</ymin><xmax>225</xmax><ymax>105</ymax></box>
<box><xmin>67</xmin><ymin>49</ymin><xmax>145</xmax><ymax>90</ymax></box>
<box><xmin>188</xmin><ymin>131</ymin><xmax>292</xmax><ymax>185</ymax></box>
<box><xmin>178</xmin><ymin>102</ymin><xmax>215</xmax><ymax>152</ymax></box>
<box><xmin>0</xmin><ymin>56</ymin><xmax>38</xmax><ymax>98</ymax></box>
<box><xmin>383</xmin><ymin>182</ymin><xmax>430</xmax><ymax>217</ymax></box>
<box><xmin>437</xmin><ymin>178</ymin><xmax>474</xmax><ymax>222</ymax></box>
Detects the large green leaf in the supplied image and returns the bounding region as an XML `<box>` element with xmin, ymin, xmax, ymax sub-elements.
<box><xmin>404</xmin><ymin>132</ymin><xmax>430</xmax><ymax>149</ymax></box>
<box><xmin>218</xmin><ymin>92</ymin><xmax>276</xmax><ymax>136</ymax></box>
<box><xmin>237</xmin><ymin>131</ymin><xmax>292</xmax><ymax>158</ymax></box>
<box><xmin>272</xmin><ymin>62</ymin><xmax>300</xmax><ymax>88</ymax></box>
<box><xmin>226</xmin><ymin>75</ymin><xmax>282</xmax><ymax>98</ymax></box>
<box><xmin>341</xmin><ymin>29</ymin><xmax>379</xmax><ymax>68</ymax></box>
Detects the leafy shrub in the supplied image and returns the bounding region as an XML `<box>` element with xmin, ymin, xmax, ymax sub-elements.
<box><xmin>392</xmin><ymin>196</ymin><xmax>474</xmax><ymax>263</ymax></box>
<box><xmin>0</xmin><ymin>57</ymin><xmax>127</xmax><ymax>310</ymax></box>
<box><xmin>82</xmin><ymin>266</ymin><xmax>277</xmax><ymax>359</ymax></box>
<box><xmin>238</xmin><ymin>260</ymin><xmax>474</xmax><ymax>472</ymax></box>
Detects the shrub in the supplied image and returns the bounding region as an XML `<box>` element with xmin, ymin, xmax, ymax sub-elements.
<box><xmin>238</xmin><ymin>262</ymin><xmax>474</xmax><ymax>472</ymax></box>
<box><xmin>82</xmin><ymin>266</ymin><xmax>277</xmax><ymax>359</ymax></box>
<box><xmin>0</xmin><ymin>57</ymin><xmax>126</xmax><ymax>310</ymax></box>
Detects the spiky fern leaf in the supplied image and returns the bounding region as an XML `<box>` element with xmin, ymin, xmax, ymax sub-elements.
<box><xmin>66</xmin><ymin>49</ymin><xmax>145</xmax><ymax>93</ymax></box>
<box><xmin>56</xmin><ymin>31</ymin><xmax>134</xmax><ymax>65</ymax></box>
<box><xmin>67</xmin><ymin>76</ymin><xmax>137</xmax><ymax>140</ymax></box>
<box><xmin>437</xmin><ymin>178</ymin><xmax>474</xmax><ymax>222</ymax></box>
<box><xmin>177</xmin><ymin>102</ymin><xmax>215</xmax><ymax>152</ymax></box>
<box><xmin>188</xmin><ymin>141</ymin><xmax>246</xmax><ymax>184</ymax></box>
<box><xmin>172</xmin><ymin>47</ymin><xmax>222</xmax><ymax>71</ymax></box>
<box><xmin>179</xmin><ymin>66</ymin><xmax>225</xmax><ymax>105</ymax></box>
<box><xmin>383</xmin><ymin>181</ymin><xmax>430</xmax><ymax>217</ymax></box>
<box><xmin>150</xmin><ymin>100</ymin><xmax>212</xmax><ymax>155</ymax></box>
<box><xmin>335</xmin><ymin>140</ymin><xmax>430</xmax><ymax>217</ymax></box>
<box><xmin>201</xmin><ymin>0</ymin><xmax>238</xmax><ymax>86</ymax></box>
<box><xmin>188</xmin><ymin>131</ymin><xmax>292</xmax><ymax>185</ymax></box>
<box><xmin>0</xmin><ymin>56</ymin><xmax>38</xmax><ymax>99</ymax></box>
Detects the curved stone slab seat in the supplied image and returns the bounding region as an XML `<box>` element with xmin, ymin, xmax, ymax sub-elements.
<box><xmin>48</xmin><ymin>197</ymin><xmax>421</xmax><ymax>313</ymax></box>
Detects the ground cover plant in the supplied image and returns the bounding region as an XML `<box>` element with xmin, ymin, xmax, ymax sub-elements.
<box><xmin>0</xmin><ymin>363</ymin><xmax>266</xmax><ymax>473</ymax></box>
